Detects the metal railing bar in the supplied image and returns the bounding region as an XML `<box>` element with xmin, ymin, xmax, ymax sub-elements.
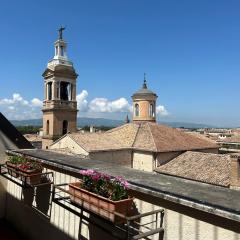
<box><xmin>131</xmin><ymin>228</ymin><xmax>164</xmax><ymax>240</ymax></box>
<box><xmin>125</xmin><ymin>209</ymin><xmax>164</xmax><ymax>221</ymax></box>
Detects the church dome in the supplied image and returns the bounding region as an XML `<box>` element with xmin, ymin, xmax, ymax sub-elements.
<box><xmin>132</xmin><ymin>78</ymin><xmax>157</xmax><ymax>99</ymax></box>
<box><xmin>131</xmin><ymin>75</ymin><xmax>158</xmax><ymax>123</ymax></box>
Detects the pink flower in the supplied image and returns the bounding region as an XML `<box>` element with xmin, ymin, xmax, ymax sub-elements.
<box><xmin>113</xmin><ymin>176</ymin><xmax>129</xmax><ymax>189</ymax></box>
<box><xmin>92</xmin><ymin>172</ymin><xmax>101</xmax><ymax>181</ymax></box>
<box><xmin>121</xmin><ymin>180</ymin><xmax>129</xmax><ymax>188</ymax></box>
<box><xmin>80</xmin><ymin>169</ymin><xmax>95</xmax><ymax>176</ymax></box>
<box><xmin>101</xmin><ymin>173</ymin><xmax>111</xmax><ymax>181</ymax></box>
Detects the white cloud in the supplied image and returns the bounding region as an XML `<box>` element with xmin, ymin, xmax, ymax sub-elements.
<box><xmin>0</xmin><ymin>93</ymin><xmax>42</xmax><ymax>120</ymax></box>
<box><xmin>76</xmin><ymin>90</ymin><xmax>88</xmax><ymax>111</ymax></box>
<box><xmin>0</xmin><ymin>90</ymin><xmax>168</xmax><ymax>120</ymax></box>
<box><xmin>89</xmin><ymin>97</ymin><xmax>131</xmax><ymax>113</ymax></box>
<box><xmin>156</xmin><ymin>105</ymin><xmax>169</xmax><ymax>116</ymax></box>
<box><xmin>31</xmin><ymin>98</ymin><xmax>42</xmax><ymax>107</ymax></box>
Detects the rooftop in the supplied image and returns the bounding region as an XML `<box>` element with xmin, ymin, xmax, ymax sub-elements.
<box><xmin>155</xmin><ymin>151</ymin><xmax>231</xmax><ymax>187</ymax></box>
<box><xmin>58</xmin><ymin>122</ymin><xmax>218</xmax><ymax>153</ymax></box>
<box><xmin>132</xmin><ymin>80</ymin><xmax>157</xmax><ymax>98</ymax></box>
<box><xmin>0</xmin><ymin>112</ymin><xmax>33</xmax><ymax>149</ymax></box>
<box><xmin>7</xmin><ymin>149</ymin><xmax>240</xmax><ymax>223</ymax></box>
<box><xmin>24</xmin><ymin>134</ymin><xmax>42</xmax><ymax>142</ymax></box>
<box><xmin>218</xmin><ymin>135</ymin><xmax>240</xmax><ymax>143</ymax></box>
<box><xmin>107</xmin><ymin>122</ymin><xmax>218</xmax><ymax>152</ymax></box>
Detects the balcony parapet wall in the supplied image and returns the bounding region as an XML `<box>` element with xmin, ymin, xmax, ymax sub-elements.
<box><xmin>5</xmin><ymin>149</ymin><xmax>240</xmax><ymax>228</ymax></box>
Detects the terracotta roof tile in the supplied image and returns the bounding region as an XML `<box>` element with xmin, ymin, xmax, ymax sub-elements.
<box><xmin>69</xmin><ymin>132</ymin><xmax>122</xmax><ymax>152</ymax></box>
<box><xmin>132</xmin><ymin>123</ymin><xmax>156</xmax><ymax>151</ymax></box>
<box><xmin>219</xmin><ymin>135</ymin><xmax>240</xmax><ymax>143</ymax></box>
<box><xmin>66</xmin><ymin>122</ymin><xmax>218</xmax><ymax>153</ymax></box>
<box><xmin>148</xmin><ymin>123</ymin><xmax>218</xmax><ymax>152</ymax></box>
<box><xmin>105</xmin><ymin>123</ymin><xmax>139</xmax><ymax>147</ymax></box>
<box><xmin>155</xmin><ymin>151</ymin><xmax>231</xmax><ymax>187</ymax></box>
<box><xmin>24</xmin><ymin>134</ymin><xmax>42</xmax><ymax>142</ymax></box>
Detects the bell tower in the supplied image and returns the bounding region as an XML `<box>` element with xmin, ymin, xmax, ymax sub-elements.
<box><xmin>132</xmin><ymin>74</ymin><xmax>158</xmax><ymax>123</ymax></box>
<box><xmin>42</xmin><ymin>27</ymin><xmax>78</xmax><ymax>149</ymax></box>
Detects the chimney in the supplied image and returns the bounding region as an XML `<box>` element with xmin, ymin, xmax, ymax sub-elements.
<box><xmin>90</xmin><ymin>126</ymin><xmax>95</xmax><ymax>133</ymax></box>
<box><xmin>230</xmin><ymin>154</ymin><xmax>240</xmax><ymax>189</ymax></box>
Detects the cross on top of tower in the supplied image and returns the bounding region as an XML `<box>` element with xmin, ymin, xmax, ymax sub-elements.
<box><xmin>143</xmin><ymin>73</ymin><xmax>147</xmax><ymax>89</ymax></box>
<box><xmin>58</xmin><ymin>26</ymin><xmax>65</xmax><ymax>40</ymax></box>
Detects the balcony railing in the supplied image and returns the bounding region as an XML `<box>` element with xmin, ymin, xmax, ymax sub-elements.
<box><xmin>53</xmin><ymin>183</ymin><xmax>164</xmax><ymax>240</ymax></box>
<box><xmin>0</xmin><ymin>161</ymin><xmax>165</xmax><ymax>240</ymax></box>
<box><xmin>43</xmin><ymin>100</ymin><xmax>77</xmax><ymax>109</ymax></box>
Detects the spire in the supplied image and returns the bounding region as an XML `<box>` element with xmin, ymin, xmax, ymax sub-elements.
<box><xmin>47</xmin><ymin>28</ymin><xmax>73</xmax><ymax>67</ymax></box>
<box><xmin>143</xmin><ymin>73</ymin><xmax>147</xmax><ymax>89</ymax></box>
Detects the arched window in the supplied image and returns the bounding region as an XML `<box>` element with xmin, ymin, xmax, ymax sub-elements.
<box><xmin>62</xmin><ymin>120</ymin><xmax>68</xmax><ymax>135</ymax></box>
<box><xmin>60</xmin><ymin>46</ymin><xmax>64</xmax><ymax>56</ymax></box>
<box><xmin>149</xmin><ymin>104</ymin><xmax>155</xmax><ymax>117</ymax></box>
<box><xmin>135</xmin><ymin>104</ymin><xmax>139</xmax><ymax>117</ymax></box>
<box><xmin>60</xmin><ymin>82</ymin><xmax>70</xmax><ymax>101</ymax></box>
<box><xmin>46</xmin><ymin>120</ymin><xmax>49</xmax><ymax>135</ymax></box>
<box><xmin>47</xmin><ymin>82</ymin><xmax>52</xmax><ymax>100</ymax></box>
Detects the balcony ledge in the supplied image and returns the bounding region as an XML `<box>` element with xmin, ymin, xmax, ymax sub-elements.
<box><xmin>5</xmin><ymin>149</ymin><xmax>240</xmax><ymax>224</ymax></box>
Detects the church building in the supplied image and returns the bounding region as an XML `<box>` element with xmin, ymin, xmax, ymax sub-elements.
<box><xmin>42</xmin><ymin>28</ymin><xmax>78</xmax><ymax>149</ymax></box>
<box><xmin>49</xmin><ymin>75</ymin><xmax>218</xmax><ymax>172</ymax></box>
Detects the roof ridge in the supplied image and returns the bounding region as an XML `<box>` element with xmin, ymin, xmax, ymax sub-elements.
<box><xmin>67</xmin><ymin>134</ymin><xmax>90</xmax><ymax>152</ymax></box>
<box><xmin>105</xmin><ymin>123</ymin><xmax>128</xmax><ymax>133</ymax></box>
<box><xmin>147</xmin><ymin>123</ymin><xmax>158</xmax><ymax>152</ymax></box>
<box><xmin>131</xmin><ymin>123</ymin><xmax>141</xmax><ymax>148</ymax></box>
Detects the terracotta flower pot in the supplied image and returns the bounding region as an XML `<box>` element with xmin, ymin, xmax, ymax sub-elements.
<box><xmin>19</xmin><ymin>168</ymin><xmax>43</xmax><ymax>185</ymax></box>
<box><xmin>6</xmin><ymin>161</ymin><xmax>19</xmax><ymax>178</ymax></box>
<box><xmin>69</xmin><ymin>181</ymin><xmax>133</xmax><ymax>223</ymax></box>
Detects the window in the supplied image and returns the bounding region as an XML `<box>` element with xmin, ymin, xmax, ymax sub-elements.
<box><xmin>47</xmin><ymin>82</ymin><xmax>52</xmax><ymax>100</ymax></box>
<box><xmin>46</xmin><ymin>120</ymin><xmax>49</xmax><ymax>135</ymax></box>
<box><xmin>60</xmin><ymin>82</ymin><xmax>70</xmax><ymax>101</ymax></box>
<box><xmin>62</xmin><ymin>120</ymin><xmax>68</xmax><ymax>135</ymax></box>
<box><xmin>60</xmin><ymin>46</ymin><xmax>64</xmax><ymax>56</ymax></box>
<box><xmin>135</xmin><ymin>104</ymin><xmax>139</xmax><ymax>117</ymax></box>
<box><xmin>149</xmin><ymin>104</ymin><xmax>155</xmax><ymax>117</ymax></box>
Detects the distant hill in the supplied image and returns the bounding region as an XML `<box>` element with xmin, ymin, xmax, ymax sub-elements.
<box><xmin>11</xmin><ymin>119</ymin><xmax>42</xmax><ymax>126</ymax></box>
<box><xmin>77</xmin><ymin>117</ymin><xmax>123</xmax><ymax>127</ymax></box>
<box><xmin>11</xmin><ymin>117</ymin><xmax>216</xmax><ymax>129</ymax></box>
<box><xmin>159</xmin><ymin>121</ymin><xmax>216</xmax><ymax>129</ymax></box>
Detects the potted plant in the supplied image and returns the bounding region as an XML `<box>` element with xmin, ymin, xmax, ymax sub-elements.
<box><xmin>69</xmin><ymin>170</ymin><xmax>133</xmax><ymax>223</ymax></box>
<box><xmin>18</xmin><ymin>161</ymin><xmax>43</xmax><ymax>185</ymax></box>
<box><xmin>6</xmin><ymin>155</ymin><xmax>26</xmax><ymax>178</ymax></box>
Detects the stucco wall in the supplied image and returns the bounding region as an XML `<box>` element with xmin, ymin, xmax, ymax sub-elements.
<box><xmin>156</xmin><ymin>151</ymin><xmax>182</xmax><ymax>166</ymax></box>
<box><xmin>50</xmin><ymin>136</ymin><xmax>89</xmax><ymax>156</ymax></box>
<box><xmin>2</xmin><ymin>168</ymin><xmax>240</xmax><ymax>240</ymax></box>
<box><xmin>134</xmin><ymin>198</ymin><xmax>240</xmax><ymax>240</ymax></box>
<box><xmin>133</xmin><ymin>152</ymin><xmax>154</xmax><ymax>172</ymax></box>
<box><xmin>89</xmin><ymin>150</ymin><xmax>132</xmax><ymax>167</ymax></box>
<box><xmin>132</xmin><ymin>99</ymin><xmax>156</xmax><ymax>122</ymax></box>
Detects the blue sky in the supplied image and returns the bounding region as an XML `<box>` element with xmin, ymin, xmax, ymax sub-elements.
<box><xmin>0</xmin><ymin>0</ymin><xmax>240</xmax><ymax>127</ymax></box>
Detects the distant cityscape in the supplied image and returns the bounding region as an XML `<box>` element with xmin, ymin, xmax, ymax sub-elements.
<box><xmin>0</xmin><ymin>2</ymin><xmax>240</xmax><ymax>240</ymax></box>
